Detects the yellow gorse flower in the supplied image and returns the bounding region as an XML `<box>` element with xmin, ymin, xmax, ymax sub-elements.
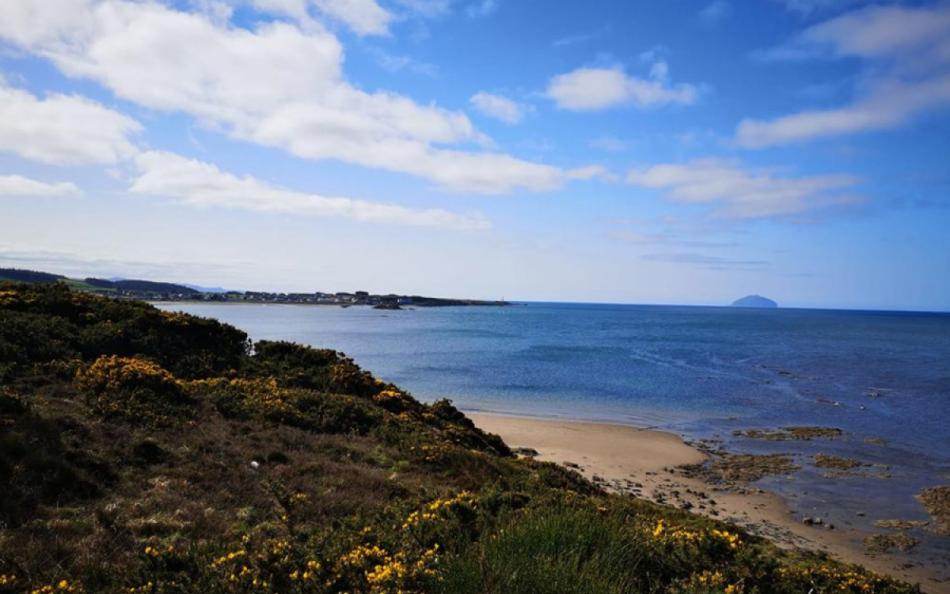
<box><xmin>210</xmin><ymin>548</ymin><xmax>246</xmax><ymax>568</ymax></box>
<box><xmin>649</xmin><ymin>519</ymin><xmax>741</xmax><ymax>550</ymax></box>
<box><xmin>29</xmin><ymin>580</ymin><xmax>82</xmax><ymax>594</ymax></box>
<box><xmin>402</xmin><ymin>491</ymin><xmax>474</xmax><ymax>530</ymax></box>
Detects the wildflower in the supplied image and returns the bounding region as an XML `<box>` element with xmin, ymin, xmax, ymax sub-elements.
<box><xmin>402</xmin><ymin>490</ymin><xmax>474</xmax><ymax>530</ymax></box>
<box><xmin>210</xmin><ymin>548</ymin><xmax>246</xmax><ymax>567</ymax></box>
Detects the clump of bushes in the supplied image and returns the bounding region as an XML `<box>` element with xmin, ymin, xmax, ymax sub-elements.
<box><xmin>190</xmin><ymin>377</ymin><xmax>383</xmax><ymax>435</ymax></box>
<box><xmin>75</xmin><ymin>355</ymin><xmax>193</xmax><ymax>425</ymax></box>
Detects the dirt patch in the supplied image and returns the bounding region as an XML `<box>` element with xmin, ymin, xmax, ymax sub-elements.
<box><xmin>916</xmin><ymin>485</ymin><xmax>950</xmax><ymax>535</ymax></box>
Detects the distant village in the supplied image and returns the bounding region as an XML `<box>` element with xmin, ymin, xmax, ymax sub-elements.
<box><xmin>0</xmin><ymin>268</ymin><xmax>509</xmax><ymax>308</ymax></box>
<box><xmin>162</xmin><ymin>290</ymin><xmax>509</xmax><ymax>308</ymax></box>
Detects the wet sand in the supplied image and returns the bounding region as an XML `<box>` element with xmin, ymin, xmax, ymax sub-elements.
<box><xmin>469</xmin><ymin>412</ymin><xmax>949</xmax><ymax>594</ymax></box>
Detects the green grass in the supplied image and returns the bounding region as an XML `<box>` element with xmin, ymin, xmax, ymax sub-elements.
<box><xmin>61</xmin><ymin>278</ymin><xmax>115</xmax><ymax>292</ymax></box>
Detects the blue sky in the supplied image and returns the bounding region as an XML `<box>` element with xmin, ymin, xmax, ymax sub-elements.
<box><xmin>0</xmin><ymin>0</ymin><xmax>948</xmax><ymax>309</ymax></box>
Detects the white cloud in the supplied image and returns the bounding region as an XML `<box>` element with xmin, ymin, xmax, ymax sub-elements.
<box><xmin>0</xmin><ymin>78</ymin><xmax>141</xmax><ymax>165</ymax></box>
<box><xmin>546</xmin><ymin>66</ymin><xmax>698</xmax><ymax>111</ymax></box>
<box><xmin>698</xmin><ymin>1</ymin><xmax>731</xmax><ymax>26</ymax></box>
<box><xmin>312</xmin><ymin>0</ymin><xmax>392</xmax><ymax>35</ymax></box>
<box><xmin>736</xmin><ymin>76</ymin><xmax>950</xmax><ymax>148</ymax></box>
<box><xmin>466</xmin><ymin>0</ymin><xmax>497</xmax><ymax>18</ymax></box>
<box><xmin>0</xmin><ymin>174</ymin><xmax>81</xmax><ymax>197</ymax></box>
<box><xmin>741</xmin><ymin>4</ymin><xmax>950</xmax><ymax>147</ymax></box>
<box><xmin>589</xmin><ymin>136</ymin><xmax>627</xmax><ymax>152</ymax></box>
<box><xmin>248</xmin><ymin>0</ymin><xmax>309</xmax><ymax>22</ymax></box>
<box><xmin>469</xmin><ymin>92</ymin><xmax>525</xmax><ymax>124</ymax></box>
<box><xmin>243</xmin><ymin>0</ymin><xmax>392</xmax><ymax>35</ymax></box>
<box><xmin>130</xmin><ymin>150</ymin><xmax>491</xmax><ymax>230</ymax></box>
<box><xmin>796</xmin><ymin>4</ymin><xmax>950</xmax><ymax>61</ymax></box>
<box><xmin>368</xmin><ymin>47</ymin><xmax>438</xmax><ymax>76</ymax></box>
<box><xmin>627</xmin><ymin>158</ymin><xmax>861</xmax><ymax>219</ymax></box>
<box><xmin>391</xmin><ymin>0</ymin><xmax>453</xmax><ymax>18</ymax></box>
<box><xmin>0</xmin><ymin>0</ymin><xmax>583</xmax><ymax>194</ymax></box>
<box><xmin>775</xmin><ymin>0</ymin><xmax>894</xmax><ymax>18</ymax></box>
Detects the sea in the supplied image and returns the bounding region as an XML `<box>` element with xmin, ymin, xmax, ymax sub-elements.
<box><xmin>155</xmin><ymin>301</ymin><xmax>950</xmax><ymax>559</ymax></box>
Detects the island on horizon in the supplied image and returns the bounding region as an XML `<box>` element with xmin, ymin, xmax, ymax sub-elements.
<box><xmin>731</xmin><ymin>294</ymin><xmax>779</xmax><ymax>309</ymax></box>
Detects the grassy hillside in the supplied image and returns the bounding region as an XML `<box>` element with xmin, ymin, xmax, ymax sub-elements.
<box><xmin>0</xmin><ymin>283</ymin><xmax>919</xmax><ymax>594</ymax></box>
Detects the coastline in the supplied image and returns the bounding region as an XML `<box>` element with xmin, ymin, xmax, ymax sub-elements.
<box><xmin>468</xmin><ymin>412</ymin><xmax>949</xmax><ymax>594</ymax></box>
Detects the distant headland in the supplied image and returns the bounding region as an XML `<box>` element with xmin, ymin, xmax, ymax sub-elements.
<box><xmin>731</xmin><ymin>294</ymin><xmax>778</xmax><ymax>308</ymax></box>
<box><xmin>0</xmin><ymin>267</ymin><xmax>509</xmax><ymax>307</ymax></box>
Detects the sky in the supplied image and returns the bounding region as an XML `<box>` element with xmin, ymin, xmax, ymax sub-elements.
<box><xmin>0</xmin><ymin>0</ymin><xmax>948</xmax><ymax>310</ymax></box>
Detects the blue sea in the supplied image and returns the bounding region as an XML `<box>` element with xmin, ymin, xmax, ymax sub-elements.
<box><xmin>157</xmin><ymin>301</ymin><xmax>950</xmax><ymax>558</ymax></box>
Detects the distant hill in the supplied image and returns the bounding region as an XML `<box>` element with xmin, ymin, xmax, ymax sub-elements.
<box><xmin>0</xmin><ymin>268</ymin><xmax>66</xmax><ymax>284</ymax></box>
<box><xmin>183</xmin><ymin>283</ymin><xmax>230</xmax><ymax>293</ymax></box>
<box><xmin>731</xmin><ymin>294</ymin><xmax>778</xmax><ymax>308</ymax></box>
<box><xmin>84</xmin><ymin>277</ymin><xmax>199</xmax><ymax>295</ymax></box>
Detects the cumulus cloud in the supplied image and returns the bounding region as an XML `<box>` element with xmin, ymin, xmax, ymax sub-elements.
<box><xmin>0</xmin><ymin>79</ymin><xmax>141</xmax><ymax>165</ymax></box>
<box><xmin>244</xmin><ymin>0</ymin><xmax>392</xmax><ymax>35</ymax></box>
<box><xmin>546</xmin><ymin>65</ymin><xmax>698</xmax><ymax>111</ymax></box>
<box><xmin>0</xmin><ymin>175</ymin><xmax>82</xmax><ymax>198</ymax></box>
<box><xmin>469</xmin><ymin>92</ymin><xmax>525</xmax><ymax>124</ymax></box>
<box><xmin>626</xmin><ymin>158</ymin><xmax>861</xmax><ymax>219</ymax></box>
<box><xmin>0</xmin><ymin>0</ymin><xmax>585</xmax><ymax>194</ymax></box>
<box><xmin>130</xmin><ymin>151</ymin><xmax>491</xmax><ymax>230</ymax></box>
<box><xmin>740</xmin><ymin>4</ymin><xmax>950</xmax><ymax>147</ymax></box>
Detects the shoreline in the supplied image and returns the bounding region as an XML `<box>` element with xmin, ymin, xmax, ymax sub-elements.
<box><xmin>468</xmin><ymin>412</ymin><xmax>948</xmax><ymax>594</ymax></box>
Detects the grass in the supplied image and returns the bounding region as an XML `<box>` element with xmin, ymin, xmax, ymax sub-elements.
<box><xmin>0</xmin><ymin>282</ymin><xmax>924</xmax><ymax>594</ymax></box>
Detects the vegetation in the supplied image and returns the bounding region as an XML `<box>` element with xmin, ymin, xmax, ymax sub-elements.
<box><xmin>0</xmin><ymin>268</ymin><xmax>66</xmax><ymax>284</ymax></box>
<box><xmin>915</xmin><ymin>486</ymin><xmax>950</xmax><ymax>536</ymax></box>
<box><xmin>813</xmin><ymin>454</ymin><xmax>863</xmax><ymax>470</ymax></box>
<box><xmin>0</xmin><ymin>283</ymin><xmax>921</xmax><ymax>593</ymax></box>
<box><xmin>864</xmin><ymin>534</ymin><xmax>919</xmax><ymax>555</ymax></box>
<box><xmin>733</xmin><ymin>427</ymin><xmax>843</xmax><ymax>441</ymax></box>
<box><xmin>679</xmin><ymin>453</ymin><xmax>800</xmax><ymax>485</ymax></box>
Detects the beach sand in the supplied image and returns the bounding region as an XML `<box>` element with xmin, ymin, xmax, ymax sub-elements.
<box><xmin>469</xmin><ymin>412</ymin><xmax>949</xmax><ymax>594</ymax></box>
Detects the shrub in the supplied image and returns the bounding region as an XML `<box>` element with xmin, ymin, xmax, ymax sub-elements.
<box><xmin>75</xmin><ymin>355</ymin><xmax>193</xmax><ymax>425</ymax></box>
<box><xmin>191</xmin><ymin>377</ymin><xmax>383</xmax><ymax>435</ymax></box>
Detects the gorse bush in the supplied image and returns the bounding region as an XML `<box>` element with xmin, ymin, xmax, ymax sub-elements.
<box><xmin>191</xmin><ymin>377</ymin><xmax>383</xmax><ymax>435</ymax></box>
<box><xmin>0</xmin><ymin>282</ymin><xmax>922</xmax><ymax>594</ymax></box>
<box><xmin>75</xmin><ymin>355</ymin><xmax>193</xmax><ymax>425</ymax></box>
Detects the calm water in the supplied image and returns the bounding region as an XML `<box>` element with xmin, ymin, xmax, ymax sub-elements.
<box><xmin>157</xmin><ymin>301</ymin><xmax>950</xmax><ymax>552</ymax></box>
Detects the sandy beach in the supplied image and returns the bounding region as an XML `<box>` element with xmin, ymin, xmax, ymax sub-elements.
<box><xmin>469</xmin><ymin>412</ymin><xmax>949</xmax><ymax>594</ymax></box>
